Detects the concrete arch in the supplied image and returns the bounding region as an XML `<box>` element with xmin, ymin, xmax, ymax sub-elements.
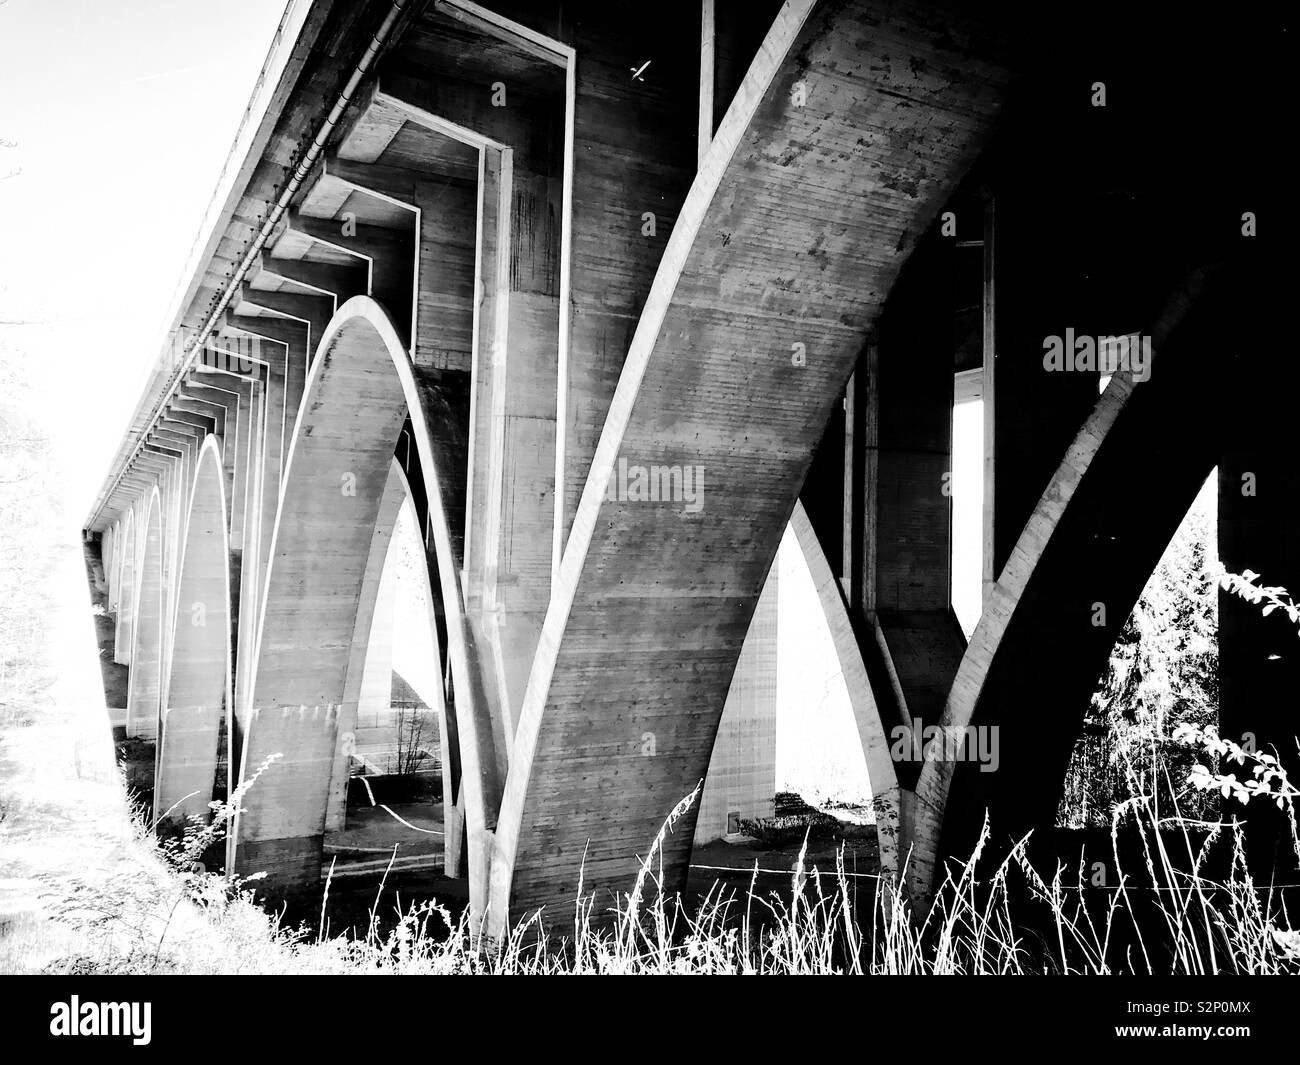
<box><xmin>908</xmin><ymin>266</ymin><xmax>1252</xmax><ymax>900</ymax></box>
<box><xmin>113</xmin><ymin>509</ymin><xmax>135</xmax><ymax>666</ymax></box>
<box><xmin>487</xmin><ymin>0</ymin><xmax>1014</xmax><ymax>932</ymax></box>
<box><xmin>233</xmin><ymin>295</ymin><xmax>498</xmax><ymax>903</ymax></box>
<box><xmin>156</xmin><ymin>436</ymin><xmax>231</xmax><ymax>828</ymax></box>
<box><xmin>126</xmin><ymin>487</ymin><xmax>164</xmax><ymax>740</ymax></box>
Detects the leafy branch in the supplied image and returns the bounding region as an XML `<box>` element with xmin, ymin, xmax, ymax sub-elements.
<box><xmin>1218</xmin><ymin>569</ymin><xmax>1300</xmax><ymax>631</ymax></box>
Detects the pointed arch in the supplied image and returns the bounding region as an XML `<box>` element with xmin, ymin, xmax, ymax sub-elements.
<box><xmin>126</xmin><ymin>487</ymin><xmax>164</xmax><ymax>740</ymax></box>
<box><xmin>113</xmin><ymin>509</ymin><xmax>136</xmax><ymax>666</ymax></box>
<box><xmin>156</xmin><ymin>436</ymin><xmax>231</xmax><ymax>828</ymax></box>
<box><xmin>102</xmin><ymin>524</ymin><xmax>117</xmax><ymax>609</ymax></box>
<box><xmin>233</xmin><ymin>296</ymin><xmax>498</xmax><ymax>905</ymax></box>
<box><xmin>788</xmin><ymin>502</ymin><xmax>902</xmax><ymax>878</ymax></box>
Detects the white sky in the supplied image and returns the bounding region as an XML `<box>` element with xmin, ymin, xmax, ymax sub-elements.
<box><xmin>0</xmin><ymin>0</ymin><xmax>288</xmax><ymax>517</ymax></box>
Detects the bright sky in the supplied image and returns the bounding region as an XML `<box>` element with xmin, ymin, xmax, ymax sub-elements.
<box><xmin>0</xmin><ymin>0</ymin><xmax>288</xmax><ymax>517</ymax></box>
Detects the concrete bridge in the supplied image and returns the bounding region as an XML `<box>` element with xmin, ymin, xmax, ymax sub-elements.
<box><xmin>83</xmin><ymin>0</ymin><xmax>1286</xmax><ymax>935</ymax></box>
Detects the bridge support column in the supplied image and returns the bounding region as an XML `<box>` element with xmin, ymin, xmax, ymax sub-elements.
<box><xmin>236</xmin><ymin>835</ymin><xmax>326</xmax><ymax>902</ymax></box>
<box><xmin>988</xmin><ymin>183</ymin><xmax>1099</xmax><ymax>583</ymax></box>
<box><xmin>232</xmin><ymin>704</ymin><xmax>339</xmax><ymax>893</ymax></box>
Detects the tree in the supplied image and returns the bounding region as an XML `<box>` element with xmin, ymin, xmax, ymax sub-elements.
<box><xmin>1060</xmin><ymin>476</ymin><xmax>1219</xmax><ymax>825</ymax></box>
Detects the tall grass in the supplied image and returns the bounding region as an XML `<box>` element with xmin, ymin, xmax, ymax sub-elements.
<box><xmin>18</xmin><ymin>555</ymin><xmax>1300</xmax><ymax>974</ymax></box>
<box><xmin>38</xmin><ymin>726</ymin><xmax>1300</xmax><ymax>974</ymax></box>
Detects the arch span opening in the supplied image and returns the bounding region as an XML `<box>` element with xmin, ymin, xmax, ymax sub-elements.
<box><xmin>125</xmin><ymin>488</ymin><xmax>163</xmax><ymax>743</ymax></box>
<box><xmin>156</xmin><ymin>437</ymin><xmax>231</xmax><ymax>829</ymax></box>
<box><xmin>233</xmin><ymin>297</ymin><xmax>498</xmax><ymax>909</ymax></box>
<box><xmin>112</xmin><ymin>509</ymin><xmax>136</xmax><ymax>669</ymax></box>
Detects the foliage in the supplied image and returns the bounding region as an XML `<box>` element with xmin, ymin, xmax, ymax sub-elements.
<box><xmin>1218</xmin><ymin>570</ymin><xmax>1300</xmax><ymax>631</ymax></box>
<box><xmin>1061</xmin><ymin>478</ymin><xmax>1219</xmax><ymax>826</ymax></box>
<box><xmin>0</xmin><ymin>330</ymin><xmax>58</xmax><ymax>730</ymax></box>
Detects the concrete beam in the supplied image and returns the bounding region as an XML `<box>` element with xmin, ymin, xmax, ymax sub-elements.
<box><xmin>173</xmin><ymin>397</ymin><xmax>227</xmax><ymax>439</ymax></box>
<box><xmin>237</xmin><ymin>284</ymin><xmax>334</xmax><ymax>343</ymax></box>
<box><xmin>163</xmin><ymin>407</ymin><xmax>216</xmax><ymax>435</ymax></box>
<box><xmin>283</xmin><ymin>210</ymin><xmax>414</xmax><ymax>338</ymax></box>
<box><xmin>254</xmin><ymin>253</ymin><xmax>365</xmax><ymax>301</ymax></box>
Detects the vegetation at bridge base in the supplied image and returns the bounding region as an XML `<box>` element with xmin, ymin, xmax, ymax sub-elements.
<box><xmin>0</xmin><ymin>326</ymin><xmax>59</xmax><ymax>736</ymax></box>
<box><xmin>1060</xmin><ymin>477</ymin><xmax>1220</xmax><ymax>828</ymax></box>
<box><xmin>29</xmin><ymin>719</ymin><xmax>1300</xmax><ymax>975</ymax></box>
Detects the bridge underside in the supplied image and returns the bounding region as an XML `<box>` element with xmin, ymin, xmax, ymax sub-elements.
<box><xmin>84</xmin><ymin>0</ymin><xmax>1287</xmax><ymax>933</ymax></box>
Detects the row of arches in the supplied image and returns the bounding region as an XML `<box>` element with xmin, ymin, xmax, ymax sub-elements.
<box><xmin>104</xmin><ymin>442</ymin><xmax>229</xmax><ymax>823</ymax></box>
<box><xmin>97</xmin><ymin>290</ymin><xmax>902</xmax><ymax>923</ymax></box>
